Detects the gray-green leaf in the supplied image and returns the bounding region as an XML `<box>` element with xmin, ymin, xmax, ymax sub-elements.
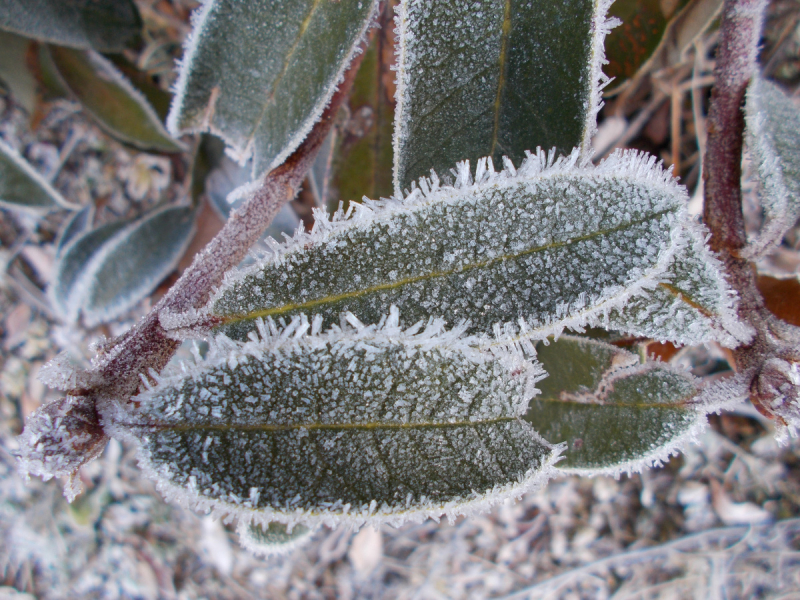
<box><xmin>0</xmin><ymin>139</ymin><xmax>78</xmax><ymax>213</ymax></box>
<box><xmin>744</xmin><ymin>77</ymin><xmax>800</xmax><ymax>259</ymax></box>
<box><xmin>0</xmin><ymin>0</ymin><xmax>141</xmax><ymax>52</ymax></box>
<box><xmin>111</xmin><ymin>313</ymin><xmax>559</xmax><ymax>528</ymax></box>
<box><xmin>167</xmin><ymin>0</ymin><xmax>378</xmax><ymax>180</ymax></box>
<box><xmin>204</xmin><ymin>150</ymin><xmax>745</xmax><ymax>348</ymax></box>
<box><xmin>46</xmin><ymin>46</ymin><xmax>183</xmax><ymax>153</ymax></box>
<box><xmin>393</xmin><ymin>0</ymin><xmax>616</xmax><ymax>192</ymax></box>
<box><xmin>0</xmin><ymin>30</ymin><xmax>37</xmax><ymax>112</ymax></box>
<box><xmin>525</xmin><ymin>335</ymin><xmax>703</xmax><ymax>475</ymax></box>
<box><xmin>52</xmin><ymin>205</ymin><xmax>197</xmax><ymax>325</ymax></box>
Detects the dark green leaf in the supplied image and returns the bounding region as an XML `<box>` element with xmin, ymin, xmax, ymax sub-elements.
<box><xmin>115</xmin><ymin>315</ymin><xmax>558</xmax><ymax>528</ymax></box>
<box><xmin>525</xmin><ymin>335</ymin><xmax>702</xmax><ymax>474</ymax></box>
<box><xmin>0</xmin><ymin>138</ymin><xmax>77</xmax><ymax>213</ymax></box>
<box><xmin>205</xmin><ymin>151</ymin><xmax>744</xmax><ymax>348</ymax></box>
<box><xmin>0</xmin><ymin>0</ymin><xmax>141</xmax><ymax>52</ymax></box>
<box><xmin>393</xmin><ymin>0</ymin><xmax>615</xmax><ymax>191</ymax></box>
<box><xmin>47</xmin><ymin>45</ymin><xmax>183</xmax><ymax>153</ymax></box>
<box><xmin>167</xmin><ymin>0</ymin><xmax>379</xmax><ymax>179</ymax></box>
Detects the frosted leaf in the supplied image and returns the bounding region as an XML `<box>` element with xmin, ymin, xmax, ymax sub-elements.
<box><xmin>205</xmin><ymin>149</ymin><xmax>744</xmax><ymax>348</ymax></box>
<box><xmin>0</xmin><ymin>0</ymin><xmax>141</xmax><ymax>52</ymax></box>
<box><xmin>744</xmin><ymin>77</ymin><xmax>800</xmax><ymax>259</ymax></box>
<box><xmin>107</xmin><ymin>313</ymin><xmax>560</xmax><ymax>529</ymax></box>
<box><xmin>46</xmin><ymin>46</ymin><xmax>183</xmax><ymax>153</ymax></box>
<box><xmin>525</xmin><ymin>335</ymin><xmax>704</xmax><ymax>476</ymax></box>
<box><xmin>236</xmin><ymin>521</ymin><xmax>314</xmax><ymax>557</ymax></box>
<box><xmin>51</xmin><ymin>205</ymin><xmax>197</xmax><ymax>325</ymax></box>
<box><xmin>392</xmin><ymin>0</ymin><xmax>617</xmax><ymax>191</ymax></box>
<box><xmin>0</xmin><ymin>139</ymin><xmax>78</xmax><ymax>213</ymax></box>
<box><xmin>55</xmin><ymin>204</ymin><xmax>93</xmax><ymax>258</ymax></box>
<box><xmin>167</xmin><ymin>0</ymin><xmax>378</xmax><ymax>180</ymax></box>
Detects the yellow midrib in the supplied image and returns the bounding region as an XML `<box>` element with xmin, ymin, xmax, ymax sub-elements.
<box><xmin>143</xmin><ymin>416</ymin><xmax>516</xmax><ymax>434</ymax></box>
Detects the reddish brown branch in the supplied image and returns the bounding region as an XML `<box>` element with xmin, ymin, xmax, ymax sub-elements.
<box><xmin>17</xmin><ymin>37</ymin><xmax>371</xmax><ymax>490</ymax></box>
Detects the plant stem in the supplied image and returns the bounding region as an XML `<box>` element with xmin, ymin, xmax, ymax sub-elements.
<box><xmin>17</xmin><ymin>36</ymin><xmax>371</xmax><ymax>488</ymax></box>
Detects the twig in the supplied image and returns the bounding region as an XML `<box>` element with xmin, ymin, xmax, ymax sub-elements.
<box><xmin>16</xmin><ymin>35</ymin><xmax>372</xmax><ymax>488</ymax></box>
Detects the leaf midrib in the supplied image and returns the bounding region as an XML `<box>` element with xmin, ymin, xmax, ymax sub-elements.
<box><xmin>220</xmin><ymin>208</ymin><xmax>675</xmax><ymax>324</ymax></box>
<box><xmin>142</xmin><ymin>416</ymin><xmax>516</xmax><ymax>433</ymax></box>
<box><xmin>489</xmin><ymin>0</ymin><xmax>512</xmax><ymax>159</ymax></box>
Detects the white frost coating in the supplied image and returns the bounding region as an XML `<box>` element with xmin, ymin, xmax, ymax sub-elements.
<box><xmin>582</xmin><ymin>0</ymin><xmax>621</xmax><ymax>159</ymax></box>
<box><xmin>236</xmin><ymin>521</ymin><xmax>315</xmax><ymax>557</ymax></box>
<box><xmin>0</xmin><ymin>138</ymin><xmax>79</xmax><ymax>212</ymax></box>
<box><xmin>106</xmin><ymin>310</ymin><xmax>562</xmax><ymax>530</ymax></box>
<box><xmin>166</xmin><ymin>0</ymin><xmax>379</xmax><ymax>177</ymax></box>
<box><xmin>54</xmin><ymin>205</ymin><xmax>196</xmax><ymax>326</ymax></box>
<box><xmin>743</xmin><ymin>77</ymin><xmax>800</xmax><ymax>259</ymax></box>
<box><xmin>392</xmin><ymin>0</ymin><xmax>619</xmax><ymax>192</ymax></box>
<box><xmin>37</xmin><ymin>351</ymin><xmax>98</xmax><ymax>391</ymax></box>
<box><xmin>205</xmin><ymin>147</ymin><xmax>748</xmax><ymax>347</ymax></box>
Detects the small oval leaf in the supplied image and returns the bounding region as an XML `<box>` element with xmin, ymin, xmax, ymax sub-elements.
<box><xmin>525</xmin><ymin>335</ymin><xmax>703</xmax><ymax>475</ymax></box>
<box><xmin>47</xmin><ymin>46</ymin><xmax>183</xmax><ymax>153</ymax></box>
<box><xmin>0</xmin><ymin>139</ymin><xmax>77</xmax><ymax>213</ymax></box>
<box><xmin>237</xmin><ymin>521</ymin><xmax>314</xmax><ymax>557</ymax></box>
<box><xmin>81</xmin><ymin>205</ymin><xmax>198</xmax><ymax>326</ymax></box>
<box><xmin>205</xmin><ymin>149</ymin><xmax>743</xmax><ymax>348</ymax></box>
<box><xmin>744</xmin><ymin>77</ymin><xmax>800</xmax><ymax>258</ymax></box>
<box><xmin>0</xmin><ymin>0</ymin><xmax>142</xmax><ymax>52</ymax></box>
<box><xmin>393</xmin><ymin>0</ymin><xmax>616</xmax><ymax>191</ymax></box>
<box><xmin>167</xmin><ymin>0</ymin><xmax>379</xmax><ymax>179</ymax></box>
<box><xmin>110</xmin><ymin>313</ymin><xmax>559</xmax><ymax>528</ymax></box>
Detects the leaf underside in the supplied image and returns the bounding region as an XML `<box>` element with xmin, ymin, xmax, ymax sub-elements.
<box><xmin>0</xmin><ymin>0</ymin><xmax>141</xmax><ymax>52</ymax></box>
<box><xmin>52</xmin><ymin>206</ymin><xmax>196</xmax><ymax>325</ymax></box>
<box><xmin>47</xmin><ymin>46</ymin><xmax>183</xmax><ymax>153</ymax></box>
<box><xmin>120</xmin><ymin>318</ymin><xmax>555</xmax><ymax>526</ymax></box>
<box><xmin>745</xmin><ymin>77</ymin><xmax>800</xmax><ymax>258</ymax></box>
<box><xmin>0</xmin><ymin>139</ymin><xmax>73</xmax><ymax>212</ymax></box>
<box><xmin>393</xmin><ymin>0</ymin><xmax>601</xmax><ymax>191</ymax></box>
<box><xmin>168</xmin><ymin>0</ymin><xmax>378</xmax><ymax>179</ymax></box>
<box><xmin>525</xmin><ymin>336</ymin><xmax>702</xmax><ymax>474</ymax></box>
<box><xmin>208</xmin><ymin>150</ymin><xmax>738</xmax><ymax>347</ymax></box>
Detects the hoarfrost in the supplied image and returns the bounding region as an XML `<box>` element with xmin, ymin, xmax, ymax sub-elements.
<box><xmin>106</xmin><ymin>310</ymin><xmax>560</xmax><ymax>529</ymax></box>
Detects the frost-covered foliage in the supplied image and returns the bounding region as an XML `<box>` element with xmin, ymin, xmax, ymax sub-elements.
<box><xmin>107</xmin><ymin>310</ymin><xmax>559</xmax><ymax>529</ymax></box>
<box><xmin>744</xmin><ymin>76</ymin><xmax>800</xmax><ymax>258</ymax></box>
<box><xmin>236</xmin><ymin>521</ymin><xmax>315</xmax><ymax>557</ymax></box>
<box><xmin>204</xmin><ymin>148</ymin><xmax>747</xmax><ymax>347</ymax></box>
<box><xmin>167</xmin><ymin>0</ymin><xmax>379</xmax><ymax>179</ymax></box>
<box><xmin>526</xmin><ymin>335</ymin><xmax>704</xmax><ymax>476</ymax></box>
<box><xmin>393</xmin><ymin>0</ymin><xmax>617</xmax><ymax>190</ymax></box>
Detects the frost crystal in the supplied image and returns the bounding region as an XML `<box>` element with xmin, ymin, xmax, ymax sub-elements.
<box><xmin>203</xmin><ymin>149</ymin><xmax>746</xmax><ymax>347</ymax></box>
<box><xmin>108</xmin><ymin>311</ymin><xmax>559</xmax><ymax>529</ymax></box>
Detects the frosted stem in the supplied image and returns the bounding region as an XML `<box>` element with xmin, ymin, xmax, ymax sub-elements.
<box><xmin>703</xmin><ymin>0</ymin><xmax>800</xmax><ymax>434</ymax></box>
<box><xmin>17</xmin><ymin>35</ymin><xmax>371</xmax><ymax>492</ymax></box>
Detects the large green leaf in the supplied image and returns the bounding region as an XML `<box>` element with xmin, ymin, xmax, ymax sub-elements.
<box><xmin>393</xmin><ymin>0</ymin><xmax>616</xmax><ymax>192</ymax></box>
<box><xmin>0</xmin><ymin>139</ymin><xmax>78</xmax><ymax>213</ymax></box>
<box><xmin>744</xmin><ymin>77</ymin><xmax>800</xmax><ymax>258</ymax></box>
<box><xmin>525</xmin><ymin>335</ymin><xmax>703</xmax><ymax>474</ymax></box>
<box><xmin>0</xmin><ymin>0</ymin><xmax>141</xmax><ymax>52</ymax></box>
<box><xmin>202</xmin><ymin>150</ymin><xmax>745</xmax><ymax>348</ymax></box>
<box><xmin>111</xmin><ymin>314</ymin><xmax>559</xmax><ymax>528</ymax></box>
<box><xmin>46</xmin><ymin>46</ymin><xmax>183</xmax><ymax>153</ymax></box>
<box><xmin>51</xmin><ymin>206</ymin><xmax>197</xmax><ymax>325</ymax></box>
<box><xmin>167</xmin><ymin>0</ymin><xmax>378</xmax><ymax>180</ymax></box>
